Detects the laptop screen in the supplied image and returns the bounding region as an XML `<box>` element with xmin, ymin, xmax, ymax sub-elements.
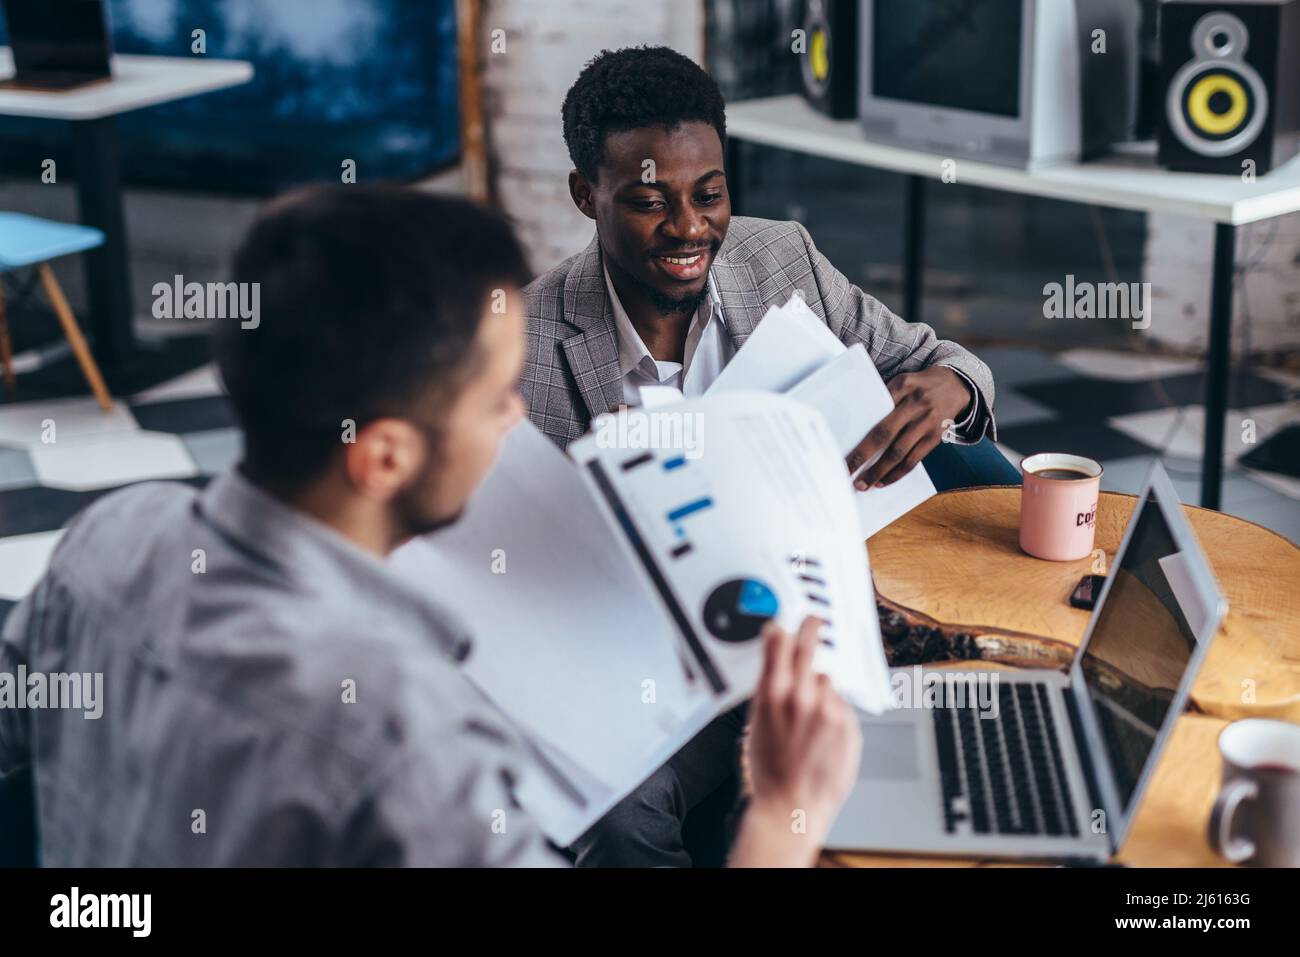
<box><xmin>1078</xmin><ymin>486</ymin><xmax>1210</xmax><ymax>814</ymax></box>
<box><xmin>3</xmin><ymin>0</ymin><xmax>110</xmax><ymax>78</ymax></box>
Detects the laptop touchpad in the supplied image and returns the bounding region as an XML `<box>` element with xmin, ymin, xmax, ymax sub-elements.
<box><xmin>857</xmin><ymin>721</ymin><xmax>921</xmax><ymax>780</ymax></box>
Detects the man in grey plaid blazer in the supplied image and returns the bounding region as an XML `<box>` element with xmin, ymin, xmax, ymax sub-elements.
<box><xmin>523</xmin><ymin>213</ymin><xmax>996</xmax><ymax>453</ymax></box>
<box><xmin>521</xmin><ymin>46</ymin><xmax>1010</xmax><ymax>868</ymax></box>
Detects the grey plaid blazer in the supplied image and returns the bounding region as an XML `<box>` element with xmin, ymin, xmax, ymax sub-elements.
<box><xmin>522</xmin><ymin>216</ymin><xmax>995</xmax><ymax>450</ymax></box>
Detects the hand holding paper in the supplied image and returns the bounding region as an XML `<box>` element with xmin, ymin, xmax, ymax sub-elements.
<box><xmin>708</xmin><ymin>294</ymin><xmax>936</xmax><ymax>539</ymax></box>
<box><xmin>733</xmin><ymin>618</ymin><xmax>863</xmax><ymax>865</ymax></box>
<box><xmin>846</xmin><ymin>364</ymin><xmax>974</xmax><ymax>489</ymax></box>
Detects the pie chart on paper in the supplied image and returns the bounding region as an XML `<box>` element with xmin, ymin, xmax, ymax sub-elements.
<box><xmin>702</xmin><ymin>578</ymin><xmax>778</xmax><ymax>643</ymax></box>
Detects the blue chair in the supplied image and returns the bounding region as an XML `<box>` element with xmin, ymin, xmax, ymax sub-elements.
<box><xmin>0</xmin><ymin>213</ymin><xmax>113</xmax><ymax>410</ymax></box>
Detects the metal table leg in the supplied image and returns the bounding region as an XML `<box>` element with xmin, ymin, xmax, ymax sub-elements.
<box><xmin>903</xmin><ymin>173</ymin><xmax>926</xmax><ymax>323</ymax></box>
<box><xmin>726</xmin><ymin>136</ymin><xmax>744</xmax><ymax>214</ymax></box>
<box><xmin>1201</xmin><ymin>223</ymin><xmax>1235</xmax><ymax>511</ymax></box>
<box><xmin>72</xmin><ymin>115</ymin><xmax>134</xmax><ymax>367</ymax></box>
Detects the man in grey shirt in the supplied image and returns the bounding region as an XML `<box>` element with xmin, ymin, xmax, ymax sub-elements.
<box><xmin>0</xmin><ymin>186</ymin><xmax>860</xmax><ymax>867</ymax></box>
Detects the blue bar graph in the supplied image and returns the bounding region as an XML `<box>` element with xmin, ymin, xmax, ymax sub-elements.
<box><xmin>666</xmin><ymin>497</ymin><xmax>714</xmax><ymax>523</ymax></box>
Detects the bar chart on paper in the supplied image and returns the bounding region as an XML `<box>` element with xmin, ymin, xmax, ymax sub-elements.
<box><xmin>618</xmin><ymin>449</ymin><xmax>717</xmax><ymax>562</ymax></box>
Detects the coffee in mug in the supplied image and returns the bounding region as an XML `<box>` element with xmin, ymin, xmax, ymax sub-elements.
<box><xmin>1034</xmin><ymin>468</ymin><xmax>1092</xmax><ymax>480</ymax></box>
<box><xmin>1209</xmin><ymin>718</ymin><xmax>1300</xmax><ymax>867</ymax></box>
<box><xmin>1018</xmin><ymin>453</ymin><xmax>1103</xmax><ymax>562</ymax></box>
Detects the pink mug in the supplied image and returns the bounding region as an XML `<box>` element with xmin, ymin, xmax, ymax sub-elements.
<box><xmin>1019</xmin><ymin>453</ymin><xmax>1103</xmax><ymax>562</ymax></box>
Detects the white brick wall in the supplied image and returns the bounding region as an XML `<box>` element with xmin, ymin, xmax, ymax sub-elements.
<box><xmin>481</xmin><ymin>0</ymin><xmax>705</xmax><ymax>274</ymax></box>
<box><xmin>1145</xmin><ymin>212</ymin><xmax>1300</xmax><ymax>355</ymax></box>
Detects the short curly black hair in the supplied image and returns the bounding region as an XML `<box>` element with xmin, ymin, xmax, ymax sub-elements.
<box><xmin>562</xmin><ymin>46</ymin><xmax>727</xmax><ymax>182</ymax></box>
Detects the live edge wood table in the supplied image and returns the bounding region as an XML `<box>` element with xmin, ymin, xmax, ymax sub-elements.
<box><xmin>823</xmin><ymin>487</ymin><xmax>1300</xmax><ymax>869</ymax></box>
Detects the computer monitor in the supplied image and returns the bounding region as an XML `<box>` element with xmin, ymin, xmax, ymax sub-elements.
<box><xmin>858</xmin><ymin>0</ymin><xmax>1104</xmax><ymax>168</ymax></box>
<box><xmin>1</xmin><ymin>0</ymin><xmax>111</xmax><ymax>90</ymax></box>
<box><xmin>872</xmin><ymin>0</ymin><xmax>1025</xmax><ymax>119</ymax></box>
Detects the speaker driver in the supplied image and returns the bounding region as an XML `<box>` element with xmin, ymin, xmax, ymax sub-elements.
<box><xmin>801</xmin><ymin>2</ymin><xmax>832</xmax><ymax>97</ymax></box>
<box><xmin>1183</xmin><ymin>69</ymin><xmax>1252</xmax><ymax>139</ymax></box>
<box><xmin>798</xmin><ymin>0</ymin><xmax>857</xmax><ymax>118</ymax></box>
<box><xmin>810</xmin><ymin>25</ymin><xmax>830</xmax><ymax>86</ymax></box>
<box><xmin>1165</xmin><ymin>12</ymin><xmax>1269</xmax><ymax>158</ymax></box>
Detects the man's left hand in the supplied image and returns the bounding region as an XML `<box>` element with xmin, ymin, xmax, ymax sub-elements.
<box><xmin>846</xmin><ymin>366</ymin><xmax>972</xmax><ymax>489</ymax></box>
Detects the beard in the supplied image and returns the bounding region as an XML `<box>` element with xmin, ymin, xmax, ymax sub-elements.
<box><xmin>400</xmin><ymin>505</ymin><xmax>464</xmax><ymax>539</ymax></box>
<box><xmin>646</xmin><ymin>284</ymin><xmax>710</xmax><ymax>317</ymax></box>
<box><xmin>634</xmin><ymin>251</ymin><xmax>714</xmax><ymax>317</ymax></box>
<box><xmin>392</xmin><ymin>447</ymin><xmax>465</xmax><ymax>539</ymax></box>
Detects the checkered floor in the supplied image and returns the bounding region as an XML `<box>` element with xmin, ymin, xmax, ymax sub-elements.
<box><xmin>985</xmin><ymin>346</ymin><xmax>1300</xmax><ymax>543</ymax></box>
<box><xmin>0</xmin><ymin>342</ymin><xmax>236</xmax><ymax>616</ymax></box>
<box><xmin>0</xmin><ymin>340</ymin><xmax>1296</xmax><ymax>622</ymax></box>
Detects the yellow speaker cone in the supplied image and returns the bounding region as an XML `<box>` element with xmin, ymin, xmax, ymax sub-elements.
<box><xmin>810</xmin><ymin>28</ymin><xmax>830</xmax><ymax>83</ymax></box>
<box><xmin>1187</xmin><ymin>72</ymin><xmax>1249</xmax><ymax>135</ymax></box>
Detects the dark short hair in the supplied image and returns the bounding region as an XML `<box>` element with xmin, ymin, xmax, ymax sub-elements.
<box><xmin>562</xmin><ymin>45</ymin><xmax>727</xmax><ymax>181</ymax></box>
<box><xmin>216</xmin><ymin>185</ymin><xmax>530</xmax><ymax>488</ymax></box>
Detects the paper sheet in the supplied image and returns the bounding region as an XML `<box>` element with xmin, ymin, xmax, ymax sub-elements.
<box><xmin>708</xmin><ymin>295</ymin><xmax>844</xmax><ymax>394</ymax></box>
<box><xmin>787</xmin><ymin>345</ymin><xmax>936</xmax><ymax>539</ymax></box>
<box><xmin>709</xmin><ymin>296</ymin><xmax>934</xmax><ymax>539</ymax></box>
<box><xmin>389</xmin><ymin>422</ymin><xmax>711</xmax><ymax>803</ymax></box>
<box><xmin>639</xmin><ymin>385</ymin><xmax>685</xmax><ymax>409</ymax></box>
<box><xmin>571</xmin><ymin>392</ymin><xmax>893</xmax><ymax>714</ymax></box>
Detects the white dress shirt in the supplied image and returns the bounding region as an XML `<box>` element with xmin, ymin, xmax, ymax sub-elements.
<box><xmin>603</xmin><ymin>265</ymin><xmax>734</xmax><ymax>406</ymax></box>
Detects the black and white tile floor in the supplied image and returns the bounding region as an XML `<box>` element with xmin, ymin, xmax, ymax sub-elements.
<box><xmin>985</xmin><ymin>346</ymin><xmax>1300</xmax><ymax>543</ymax></box>
<box><xmin>0</xmin><ymin>342</ymin><xmax>1296</xmax><ymax>622</ymax></box>
<box><xmin>0</xmin><ymin>348</ymin><xmax>237</xmax><ymax>618</ymax></box>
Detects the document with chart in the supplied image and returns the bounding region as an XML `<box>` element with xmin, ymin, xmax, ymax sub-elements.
<box><xmin>389</xmin><ymin>391</ymin><xmax>892</xmax><ymax>845</ymax></box>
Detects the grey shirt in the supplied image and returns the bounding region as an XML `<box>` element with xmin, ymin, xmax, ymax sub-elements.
<box><xmin>0</xmin><ymin>471</ymin><xmax>564</xmax><ymax>867</ymax></box>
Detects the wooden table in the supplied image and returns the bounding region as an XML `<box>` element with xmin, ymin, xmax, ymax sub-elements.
<box><xmin>826</xmin><ymin>487</ymin><xmax>1300</xmax><ymax>868</ymax></box>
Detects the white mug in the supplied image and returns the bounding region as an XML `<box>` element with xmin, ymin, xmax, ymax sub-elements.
<box><xmin>1208</xmin><ymin>719</ymin><xmax>1300</xmax><ymax>867</ymax></box>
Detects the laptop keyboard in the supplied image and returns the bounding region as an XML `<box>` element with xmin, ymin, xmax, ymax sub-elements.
<box><xmin>933</xmin><ymin>682</ymin><xmax>1080</xmax><ymax>837</ymax></box>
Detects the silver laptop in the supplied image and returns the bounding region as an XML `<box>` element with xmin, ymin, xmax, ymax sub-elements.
<box><xmin>828</xmin><ymin>462</ymin><xmax>1227</xmax><ymax>861</ymax></box>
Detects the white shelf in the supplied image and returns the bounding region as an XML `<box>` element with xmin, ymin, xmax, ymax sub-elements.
<box><xmin>726</xmin><ymin>95</ymin><xmax>1300</xmax><ymax>226</ymax></box>
<box><xmin>0</xmin><ymin>48</ymin><xmax>253</xmax><ymax>121</ymax></box>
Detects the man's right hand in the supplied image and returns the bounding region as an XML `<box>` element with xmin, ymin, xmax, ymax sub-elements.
<box><xmin>729</xmin><ymin>617</ymin><xmax>862</xmax><ymax>867</ymax></box>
